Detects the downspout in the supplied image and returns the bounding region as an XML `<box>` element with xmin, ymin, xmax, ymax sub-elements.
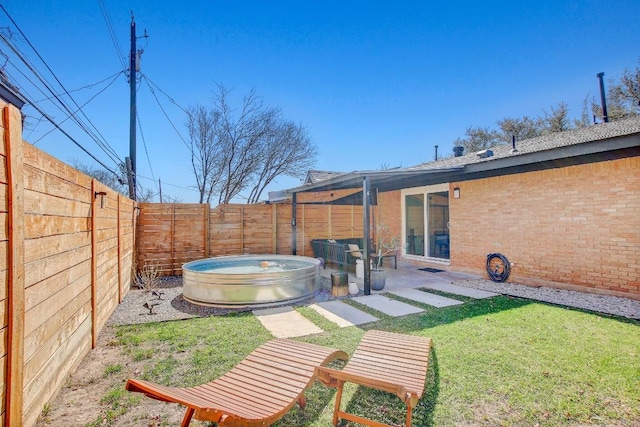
<box><xmin>363</xmin><ymin>176</ymin><xmax>371</xmax><ymax>295</ymax></box>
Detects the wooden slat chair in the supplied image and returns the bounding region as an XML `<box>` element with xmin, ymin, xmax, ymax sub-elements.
<box><xmin>126</xmin><ymin>338</ymin><xmax>348</xmax><ymax>426</ymax></box>
<box><xmin>316</xmin><ymin>330</ymin><xmax>432</xmax><ymax>427</ymax></box>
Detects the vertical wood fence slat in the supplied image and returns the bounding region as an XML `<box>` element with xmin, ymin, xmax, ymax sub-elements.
<box><xmin>240</xmin><ymin>206</ymin><xmax>244</xmax><ymax>253</ymax></box>
<box><xmin>4</xmin><ymin>105</ymin><xmax>25</xmax><ymax>427</ymax></box>
<box><xmin>90</xmin><ymin>180</ymin><xmax>97</xmax><ymax>349</ymax></box>
<box><xmin>271</xmin><ymin>204</ymin><xmax>277</xmax><ymax>253</ymax></box>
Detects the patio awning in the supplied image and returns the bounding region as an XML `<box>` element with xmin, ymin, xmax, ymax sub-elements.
<box><xmin>284</xmin><ymin>167</ymin><xmax>464</xmax><ymax>196</ymax></box>
<box><xmin>285</xmin><ymin>166</ymin><xmax>464</xmax><ymax>296</ymax></box>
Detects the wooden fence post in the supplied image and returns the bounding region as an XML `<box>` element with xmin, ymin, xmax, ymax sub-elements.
<box><xmin>170</xmin><ymin>204</ymin><xmax>175</xmax><ymax>275</ymax></box>
<box><xmin>4</xmin><ymin>104</ymin><xmax>25</xmax><ymax>426</ymax></box>
<box><xmin>204</xmin><ymin>203</ymin><xmax>210</xmax><ymax>258</ymax></box>
<box><xmin>90</xmin><ymin>180</ymin><xmax>98</xmax><ymax>349</ymax></box>
<box><xmin>117</xmin><ymin>194</ymin><xmax>122</xmax><ymax>303</ymax></box>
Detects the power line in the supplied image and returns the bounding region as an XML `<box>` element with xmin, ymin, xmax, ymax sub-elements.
<box><xmin>136</xmin><ymin>111</ymin><xmax>158</xmax><ymax>192</ymax></box>
<box><xmin>97</xmin><ymin>0</ymin><xmax>127</xmax><ymax>72</ymax></box>
<box><xmin>31</xmin><ymin>70</ymin><xmax>124</xmax><ymax>147</ymax></box>
<box><xmin>140</xmin><ymin>73</ymin><xmax>191</xmax><ymax>151</ymax></box>
<box><xmin>31</xmin><ymin>70</ymin><xmax>123</xmax><ymax>104</ymax></box>
<box><xmin>0</xmin><ymin>5</ymin><xmax>124</xmax><ymax>165</ymax></box>
<box><xmin>18</xmin><ymin>89</ymin><xmax>120</xmax><ymax>177</ymax></box>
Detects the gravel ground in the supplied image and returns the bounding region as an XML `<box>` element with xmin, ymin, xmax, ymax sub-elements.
<box><xmin>457</xmin><ymin>278</ymin><xmax>640</xmax><ymax>320</ymax></box>
<box><xmin>107</xmin><ymin>276</ymin><xmax>640</xmax><ymax>326</ymax></box>
<box><xmin>107</xmin><ymin>276</ymin><xmax>342</xmax><ymax>326</ymax></box>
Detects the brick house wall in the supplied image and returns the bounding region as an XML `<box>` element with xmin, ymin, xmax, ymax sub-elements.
<box><xmin>446</xmin><ymin>156</ymin><xmax>639</xmax><ymax>298</ymax></box>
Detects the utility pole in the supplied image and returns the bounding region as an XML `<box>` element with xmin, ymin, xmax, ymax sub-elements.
<box><xmin>128</xmin><ymin>12</ymin><xmax>147</xmax><ymax>200</ymax></box>
<box><xmin>128</xmin><ymin>13</ymin><xmax>137</xmax><ymax>200</ymax></box>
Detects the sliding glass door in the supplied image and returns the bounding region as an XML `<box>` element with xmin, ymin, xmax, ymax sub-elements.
<box><xmin>403</xmin><ymin>185</ymin><xmax>450</xmax><ymax>260</ymax></box>
<box><xmin>405</xmin><ymin>194</ymin><xmax>424</xmax><ymax>256</ymax></box>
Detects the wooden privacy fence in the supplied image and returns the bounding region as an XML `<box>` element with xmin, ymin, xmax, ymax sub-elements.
<box><xmin>1</xmin><ymin>103</ymin><xmax>136</xmax><ymax>427</ymax></box>
<box><xmin>137</xmin><ymin>202</ymin><xmax>367</xmax><ymax>275</ymax></box>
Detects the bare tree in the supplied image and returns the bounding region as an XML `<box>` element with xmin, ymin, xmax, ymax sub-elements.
<box><xmin>72</xmin><ymin>160</ymin><xmax>127</xmax><ymax>193</ymax></box>
<box><xmin>186</xmin><ymin>105</ymin><xmax>222</xmax><ymax>203</ymax></box>
<box><xmin>71</xmin><ymin>160</ymin><xmax>156</xmax><ymax>202</ymax></box>
<box><xmin>246</xmin><ymin>121</ymin><xmax>316</xmax><ymax>203</ymax></box>
<box><xmin>186</xmin><ymin>83</ymin><xmax>317</xmax><ymax>205</ymax></box>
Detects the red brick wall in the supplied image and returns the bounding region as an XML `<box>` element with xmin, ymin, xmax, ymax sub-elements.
<box><xmin>448</xmin><ymin>157</ymin><xmax>639</xmax><ymax>298</ymax></box>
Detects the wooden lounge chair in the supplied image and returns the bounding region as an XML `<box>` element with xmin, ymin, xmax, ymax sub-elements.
<box><xmin>316</xmin><ymin>330</ymin><xmax>432</xmax><ymax>427</ymax></box>
<box><xmin>126</xmin><ymin>338</ymin><xmax>348</xmax><ymax>426</ymax></box>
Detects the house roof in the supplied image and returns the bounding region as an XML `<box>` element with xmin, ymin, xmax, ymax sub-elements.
<box><xmin>304</xmin><ymin>170</ymin><xmax>346</xmax><ymax>184</ymax></box>
<box><xmin>280</xmin><ymin>116</ymin><xmax>640</xmax><ymax>197</ymax></box>
<box><xmin>411</xmin><ymin>115</ymin><xmax>640</xmax><ymax>172</ymax></box>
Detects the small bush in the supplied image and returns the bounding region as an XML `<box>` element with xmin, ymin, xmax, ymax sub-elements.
<box><xmin>133</xmin><ymin>262</ymin><xmax>162</xmax><ymax>290</ymax></box>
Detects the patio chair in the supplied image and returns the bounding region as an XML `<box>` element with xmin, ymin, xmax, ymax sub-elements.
<box><xmin>126</xmin><ymin>338</ymin><xmax>348</xmax><ymax>426</ymax></box>
<box><xmin>316</xmin><ymin>329</ymin><xmax>432</xmax><ymax>427</ymax></box>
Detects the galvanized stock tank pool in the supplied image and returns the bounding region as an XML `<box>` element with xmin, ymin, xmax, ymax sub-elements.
<box><xmin>182</xmin><ymin>255</ymin><xmax>322</xmax><ymax>307</ymax></box>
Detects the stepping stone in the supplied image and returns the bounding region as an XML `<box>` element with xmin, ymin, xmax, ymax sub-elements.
<box><xmin>310</xmin><ymin>301</ymin><xmax>378</xmax><ymax>327</ymax></box>
<box><xmin>389</xmin><ymin>289</ymin><xmax>464</xmax><ymax>308</ymax></box>
<box><xmin>422</xmin><ymin>283</ymin><xmax>498</xmax><ymax>299</ymax></box>
<box><xmin>351</xmin><ymin>295</ymin><xmax>424</xmax><ymax>317</ymax></box>
<box><xmin>253</xmin><ymin>306</ymin><xmax>323</xmax><ymax>338</ymax></box>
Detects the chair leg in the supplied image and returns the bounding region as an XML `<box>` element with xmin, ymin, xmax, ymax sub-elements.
<box><xmin>332</xmin><ymin>381</ymin><xmax>345</xmax><ymax>426</ymax></box>
<box><xmin>405</xmin><ymin>404</ymin><xmax>413</xmax><ymax>427</ymax></box>
<box><xmin>180</xmin><ymin>407</ymin><xmax>195</xmax><ymax>427</ymax></box>
<box><xmin>298</xmin><ymin>393</ymin><xmax>307</xmax><ymax>409</ymax></box>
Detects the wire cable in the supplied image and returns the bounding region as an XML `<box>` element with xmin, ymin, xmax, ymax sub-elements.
<box><xmin>140</xmin><ymin>73</ymin><xmax>191</xmax><ymax>151</ymax></box>
<box><xmin>0</xmin><ymin>7</ymin><xmax>124</xmax><ymax>164</ymax></box>
<box><xmin>32</xmin><ymin>70</ymin><xmax>124</xmax><ymax>146</ymax></box>
<box><xmin>136</xmin><ymin>112</ymin><xmax>158</xmax><ymax>192</ymax></box>
<box><xmin>97</xmin><ymin>0</ymin><xmax>127</xmax><ymax>72</ymax></box>
<box><xmin>20</xmin><ymin>90</ymin><xmax>120</xmax><ymax>176</ymax></box>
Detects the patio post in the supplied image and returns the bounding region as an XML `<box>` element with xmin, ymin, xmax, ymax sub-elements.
<box><xmin>363</xmin><ymin>176</ymin><xmax>371</xmax><ymax>295</ymax></box>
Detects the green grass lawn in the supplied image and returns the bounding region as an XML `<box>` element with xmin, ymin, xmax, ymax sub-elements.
<box><xmin>112</xmin><ymin>296</ymin><xmax>639</xmax><ymax>426</ymax></box>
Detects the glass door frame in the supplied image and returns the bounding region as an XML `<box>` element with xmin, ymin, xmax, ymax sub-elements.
<box><xmin>401</xmin><ymin>183</ymin><xmax>450</xmax><ymax>263</ymax></box>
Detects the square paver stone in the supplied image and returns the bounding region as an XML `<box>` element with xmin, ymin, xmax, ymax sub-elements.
<box><xmin>253</xmin><ymin>306</ymin><xmax>323</xmax><ymax>338</ymax></box>
<box><xmin>310</xmin><ymin>301</ymin><xmax>378</xmax><ymax>327</ymax></box>
<box><xmin>389</xmin><ymin>289</ymin><xmax>464</xmax><ymax>308</ymax></box>
<box><xmin>422</xmin><ymin>283</ymin><xmax>498</xmax><ymax>299</ymax></box>
<box><xmin>351</xmin><ymin>295</ymin><xmax>424</xmax><ymax>317</ymax></box>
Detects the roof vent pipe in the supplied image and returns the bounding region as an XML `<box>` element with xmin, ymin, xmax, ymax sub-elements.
<box><xmin>597</xmin><ymin>72</ymin><xmax>609</xmax><ymax>123</ymax></box>
<box><xmin>510</xmin><ymin>135</ymin><xmax>518</xmax><ymax>153</ymax></box>
<box><xmin>453</xmin><ymin>146</ymin><xmax>464</xmax><ymax>157</ymax></box>
<box><xmin>435</xmin><ymin>145</ymin><xmax>439</xmax><ymax>160</ymax></box>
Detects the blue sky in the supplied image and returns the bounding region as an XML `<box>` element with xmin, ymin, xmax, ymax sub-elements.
<box><xmin>2</xmin><ymin>1</ymin><xmax>639</xmax><ymax>203</ymax></box>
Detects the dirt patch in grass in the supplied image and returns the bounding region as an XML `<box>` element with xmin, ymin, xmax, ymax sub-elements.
<box><xmin>34</xmin><ymin>327</ymin><xmax>206</xmax><ymax>427</ymax></box>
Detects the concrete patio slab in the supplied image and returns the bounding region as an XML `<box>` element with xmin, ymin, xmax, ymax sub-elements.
<box><xmin>389</xmin><ymin>289</ymin><xmax>464</xmax><ymax>308</ymax></box>
<box><xmin>351</xmin><ymin>295</ymin><xmax>424</xmax><ymax>317</ymax></box>
<box><xmin>253</xmin><ymin>306</ymin><xmax>323</xmax><ymax>338</ymax></box>
<box><xmin>310</xmin><ymin>301</ymin><xmax>379</xmax><ymax>327</ymax></box>
<box><xmin>421</xmin><ymin>283</ymin><xmax>499</xmax><ymax>299</ymax></box>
